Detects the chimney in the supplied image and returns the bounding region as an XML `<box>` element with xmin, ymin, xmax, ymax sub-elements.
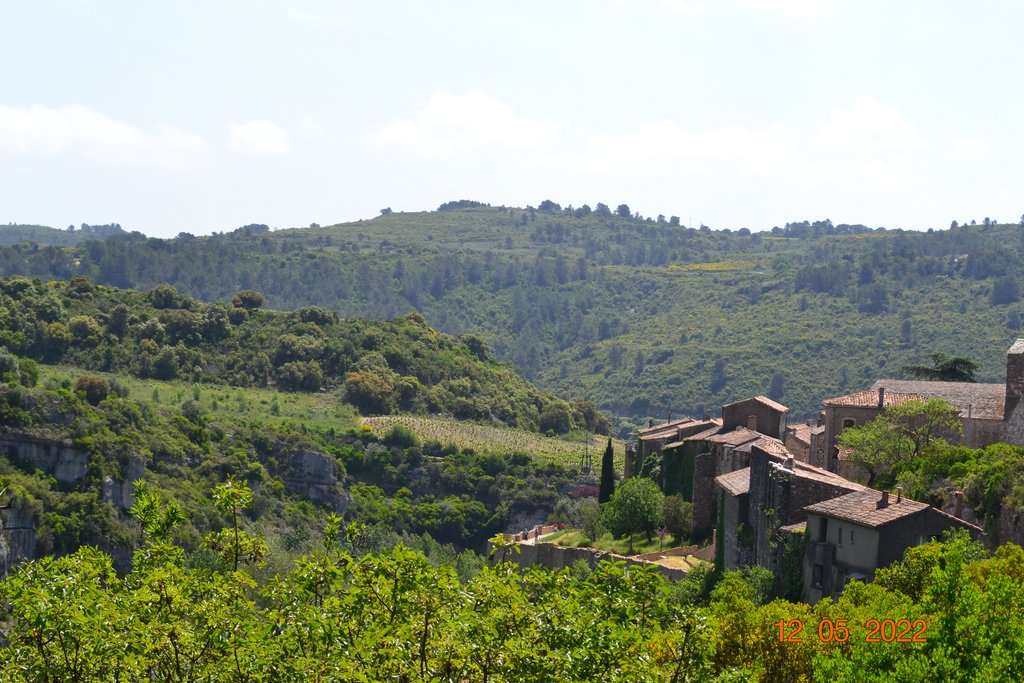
<box><xmin>1006</xmin><ymin>340</ymin><xmax>1024</xmax><ymax>417</ymax></box>
<box><xmin>784</xmin><ymin>456</ymin><xmax>794</xmax><ymax>471</ymax></box>
<box><xmin>896</xmin><ymin>485</ymin><xmax>903</xmax><ymax>503</ymax></box>
<box><xmin>702</xmin><ymin>413</ymin><xmax>710</xmax><ymax>421</ymax></box>
<box><xmin>648</xmin><ymin>419</ymin><xmax>654</xmax><ymax>428</ymax></box>
<box><xmin>748</xmin><ymin>415</ymin><xmax>758</xmax><ymax>432</ymax></box>
<box><xmin>953</xmin><ymin>490</ymin><xmax>964</xmax><ymax>518</ymax></box>
<box><xmin>877</xmin><ymin>386</ymin><xmax>886</xmax><ymax>409</ymax></box>
<box><xmin>877</xmin><ymin>490</ymin><xmax>889</xmax><ymax>509</ymax></box>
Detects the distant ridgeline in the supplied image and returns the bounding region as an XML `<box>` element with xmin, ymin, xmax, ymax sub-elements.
<box><xmin>3</xmin><ymin>208</ymin><xmax>1024</xmax><ymax>422</ymax></box>
<box><xmin>0</xmin><ymin>276</ymin><xmax>606</xmax><ymax>434</ymax></box>
<box><xmin>0</xmin><ymin>223</ymin><xmax>127</xmax><ymax>247</ymax></box>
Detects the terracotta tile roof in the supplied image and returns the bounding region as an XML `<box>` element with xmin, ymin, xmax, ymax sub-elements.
<box><xmin>715</xmin><ymin>468</ymin><xmax>750</xmax><ymax>496</ymax></box>
<box><xmin>790</xmin><ymin>461</ymin><xmax>865</xmax><ymax>490</ymax></box>
<box><xmin>685</xmin><ymin>424</ymin><xmax>724</xmax><ymax>442</ymax></box>
<box><xmin>735</xmin><ymin>434</ymin><xmax>789</xmax><ymax>458</ymax></box>
<box><xmin>753</xmin><ymin>395</ymin><xmax>790</xmax><ymax>413</ymax></box>
<box><xmin>822</xmin><ymin>389</ymin><xmax>927</xmax><ymax>408</ymax></box>
<box><xmin>722</xmin><ymin>394</ymin><xmax>790</xmax><ymax>413</ymax></box>
<box><xmin>707</xmin><ymin>427</ymin><xmax>762</xmax><ymax>447</ymax></box>
<box><xmin>639</xmin><ymin>417</ymin><xmax>694</xmax><ymax>437</ymax></box>
<box><xmin>870</xmin><ymin>379</ymin><xmax>1006</xmax><ymax>421</ymax></box>
<box><xmin>803</xmin><ymin>489</ymin><xmax>930</xmax><ymax>528</ymax></box>
<box><xmin>786</xmin><ymin>423</ymin><xmax>813</xmax><ymax>445</ymax></box>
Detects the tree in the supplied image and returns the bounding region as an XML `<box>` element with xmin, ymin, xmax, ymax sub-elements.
<box><xmin>838</xmin><ymin>398</ymin><xmax>960</xmax><ymax>486</ymax></box>
<box><xmin>601</xmin><ymin>476</ymin><xmax>664</xmax><ymax>552</ymax></box>
<box><xmin>662</xmin><ymin>495</ymin><xmax>692</xmax><ymax>542</ymax></box>
<box><xmin>599</xmin><ymin>438</ymin><xmax>616</xmax><ymax>504</ymax></box>
<box><xmin>202</xmin><ymin>479</ymin><xmax>268</xmax><ymax>572</ymax></box>
<box><xmin>232</xmin><ymin>289</ymin><xmax>265</xmax><ymax>310</ymax></box>
<box><xmin>902</xmin><ymin>352</ymin><xmax>978</xmax><ymax>382</ymax></box>
<box><xmin>576</xmin><ymin>499</ymin><xmax>604</xmax><ymax>543</ymax></box>
<box><xmin>991</xmin><ymin>276</ymin><xmax>1021</xmax><ymax>305</ymax></box>
<box><xmin>616</xmin><ymin>204</ymin><xmax>631</xmax><ymax>218</ymax></box>
<box><xmin>74</xmin><ymin>375</ymin><xmax>110</xmax><ymax>405</ymax></box>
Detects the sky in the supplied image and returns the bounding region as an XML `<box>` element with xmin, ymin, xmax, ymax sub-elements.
<box><xmin>1</xmin><ymin>0</ymin><xmax>1022</xmax><ymax>237</ymax></box>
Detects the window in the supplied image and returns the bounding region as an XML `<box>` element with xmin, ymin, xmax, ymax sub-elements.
<box><xmin>837</xmin><ymin>526</ymin><xmax>843</xmax><ymax>546</ymax></box>
<box><xmin>850</xmin><ymin>529</ymin><xmax>855</xmax><ymax>545</ymax></box>
<box><xmin>842</xmin><ymin>418</ymin><xmax>856</xmax><ymax>429</ymax></box>
<box><xmin>818</xmin><ymin>517</ymin><xmax>828</xmax><ymax>542</ymax></box>
<box><xmin>812</xmin><ymin>564</ymin><xmax>824</xmax><ymax>588</ymax></box>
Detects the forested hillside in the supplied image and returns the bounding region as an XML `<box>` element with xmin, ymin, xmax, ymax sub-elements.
<box><xmin>0</xmin><ymin>222</ymin><xmax>126</xmax><ymax>246</ymax></box>
<box><xmin>4</xmin><ymin>208</ymin><xmax>1024</xmax><ymax>424</ymax></box>
<box><xmin>0</xmin><ymin>275</ymin><xmax>600</xmax><ymax>433</ymax></box>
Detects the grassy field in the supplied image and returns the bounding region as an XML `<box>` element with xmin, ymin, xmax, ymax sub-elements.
<box><xmin>544</xmin><ymin>528</ymin><xmax>672</xmax><ymax>556</ymax></box>
<box><xmin>361</xmin><ymin>415</ymin><xmax>625</xmax><ymax>470</ymax></box>
<box><xmin>35</xmin><ymin>365</ymin><xmax>621</xmax><ymax>469</ymax></box>
<box><xmin>37</xmin><ymin>365</ymin><xmax>361</xmax><ymax>432</ymax></box>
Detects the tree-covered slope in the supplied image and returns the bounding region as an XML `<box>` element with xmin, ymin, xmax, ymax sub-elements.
<box><xmin>0</xmin><ymin>275</ymin><xmax>598</xmax><ymax>433</ymax></box>
<box><xmin>4</xmin><ymin>207</ymin><xmax>1024</xmax><ymax>423</ymax></box>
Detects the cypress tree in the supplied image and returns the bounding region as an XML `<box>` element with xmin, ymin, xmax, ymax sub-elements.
<box><xmin>598</xmin><ymin>437</ymin><xmax>616</xmax><ymax>504</ymax></box>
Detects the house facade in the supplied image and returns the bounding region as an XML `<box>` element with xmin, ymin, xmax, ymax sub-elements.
<box><xmin>802</xmin><ymin>488</ymin><xmax>983</xmax><ymax>603</ymax></box>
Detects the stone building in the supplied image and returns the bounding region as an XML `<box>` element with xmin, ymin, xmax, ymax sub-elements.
<box><xmin>714</xmin><ymin>444</ymin><xmax>863</xmax><ymax>574</ymax></box>
<box><xmin>720</xmin><ymin>395</ymin><xmax>789</xmax><ymax>439</ymax></box>
<box><xmin>819</xmin><ymin>339</ymin><xmax>1024</xmax><ymax>471</ymax></box>
<box><xmin>802</xmin><ymin>488</ymin><xmax>983</xmax><ymax>603</ymax></box>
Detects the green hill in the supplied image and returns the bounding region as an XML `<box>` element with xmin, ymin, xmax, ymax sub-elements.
<box><xmin>0</xmin><ymin>223</ymin><xmax>126</xmax><ymax>246</ymax></box>
<box><xmin>3</xmin><ymin>208</ymin><xmax>1024</xmax><ymax>425</ymax></box>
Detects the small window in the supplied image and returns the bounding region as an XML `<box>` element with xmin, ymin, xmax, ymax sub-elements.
<box><xmin>818</xmin><ymin>517</ymin><xmax>828</xmax><ymax>542</ymax></box>
<box><xmin>850</xmin><ymin>529</ymin><xmax>855</xmax><ymax>545</ymax></box>
<box><xmin>842</xmin><ymin>418</ymin><xmax>856</xmax><ymax>429</ymax></box>
<box><xmin>837</xmin><ymin>526</ymin><xmax>843</xmax><ymax>546</ymax></box>
<box><xmin>813</xmin><ymin>564</ymin><xmax>824</xmax><ymax>588</ymax></box>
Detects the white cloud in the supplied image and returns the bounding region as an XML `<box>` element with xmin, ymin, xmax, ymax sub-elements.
<box><xmin>740</xmin><ymin>0</ymin><xmax>834</xmax><ymax>18</ymax></box>
<box><xmin>815</xmin><ymin>96</ymin><xmax>925</xmax><ymax>154</ymax></box>
<box><xmin>228</xmin><ymin>120</ymin><xmax>293</xmax><ymax>156</ymax></box>
<box><xmin>287</xmin><ymin>9</ymin><xmax>349</xmax><ymax>26</ymax></box>
<box><xmin>0</xmin><ymin>104</ymin><xmax>211</xmax><ymax>170</ymax></box>
<box><xmin>370</xmin><ymin>91</ymin><xmax>558</xmax><ymax>157</ymax></box>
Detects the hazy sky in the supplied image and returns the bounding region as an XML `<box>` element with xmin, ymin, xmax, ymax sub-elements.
<box><xmin>2</xmin><ymin>0</ymin><xmax>1021</xmax><ymax>237</ymax></box>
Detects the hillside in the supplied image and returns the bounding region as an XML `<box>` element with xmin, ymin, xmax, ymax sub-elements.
<box><xmin>0</xmin><ymin>275</ymin><xmax>599</xmax><ymax>434</ymax></box>
<box><xmin>3</xmin><ymin>208</ymin><xmax>1024</xmax><ymax>426</ymax></box>
<box><xmin>0</xmin><ymin>222</ymin><xmax>126</xmax><ymax>246</ymax></box>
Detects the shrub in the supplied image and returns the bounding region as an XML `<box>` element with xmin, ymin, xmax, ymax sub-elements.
<box><xmin>74</xmin><ymin>375</ymin><xmax>110</xmax><ymax>405</ymax></box>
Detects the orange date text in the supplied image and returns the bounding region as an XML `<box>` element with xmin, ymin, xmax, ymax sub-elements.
<box><xmin>776</xmin><ymin>618</ymin><xmax>928</xmax><ymax>643</ymax></box>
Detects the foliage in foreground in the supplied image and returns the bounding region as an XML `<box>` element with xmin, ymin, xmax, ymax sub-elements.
<box><xmin>2</xmin><ymin>484</ymin><xmax>1024</xmax><ymax>682</ymax></box>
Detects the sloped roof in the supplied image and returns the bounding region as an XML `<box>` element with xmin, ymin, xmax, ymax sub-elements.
<box><xmin>822</xmin><ymin>389</ymin><xmax>927</xmax><ymax>409</ymax></box>
<box><xmin>803</xmin><ymin>489</ymin><xmax>930</xmax><ymax>528</ymax></box>
<box><xmin>870</xmin><ymin>379</ymin><xmax>1005</xmax><ymax>421</ymax></box>
<box><xmin>707</xmin><ymin>427</ymin><xmax>763</xmax><ymax>447</ymax></box>
<box><xmin>684</xmin><ymin>424</ymin><xmax>724</xmax><ymax>442</ymax></box>
<box><xmin>715</xmin><ymin>468</ymin><xmax>751</xmax><ymax>496</ymax></box>
<box><xmin>639</xmin><ymin>417</ymin><xmax>694</xmax><ymax>437</ymax></box>
<box><xmin>722</xmin><ymin>394</ymin><xmax>790</xmax><ymax>413</ymax></box>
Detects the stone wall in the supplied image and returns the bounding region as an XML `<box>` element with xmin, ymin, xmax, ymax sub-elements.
<box><xmin>491</xmin><ymin>540</ymin><xmax>690</xmax><ymax>581</ymax></box>
<box><xmin>691</xmin><ymin>450</ymin><xmax>717</xmax><ymax>541</ymax></box>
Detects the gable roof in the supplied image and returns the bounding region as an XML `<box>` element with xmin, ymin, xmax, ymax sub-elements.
<box><xmin>870</xmin><ymin>379</ymin><xmax>1005</xmax><ymax>421</ymax></box>
<box><xmin>803</xmin><ymin>489</ymin><xmax>930</xmax><ymax>528</ymax></box>
<box><xmin>706</xmin><ymin>427</ymin><xmax>763</xmax><ymax>447</ymax></box>
<box><xmin>722</xmin><ymin>395</ymin><xmax>789</xmax><ymax>413</ymax></box>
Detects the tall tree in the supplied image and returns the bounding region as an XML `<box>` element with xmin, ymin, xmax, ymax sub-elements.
<box><xmin>599</xmin><ymin>437</ymin><xmax>615</xmax><ymax>504</ymax></box>
<box><xmin>902</xmin><ymin>353</ymin><xmax>978</xmax><ymax>382</ymax></box>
